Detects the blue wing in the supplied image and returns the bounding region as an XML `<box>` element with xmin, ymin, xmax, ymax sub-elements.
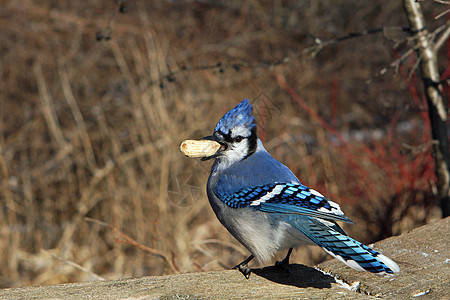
<box><xmin>215</xmin><ymin>182</ymin><xmax>400</xmax><ymax>274</ymax></box>
<box><xmin>216</xmin><ymin>182</ymin><xmax>354</xmax><ymax>224</ymax></box>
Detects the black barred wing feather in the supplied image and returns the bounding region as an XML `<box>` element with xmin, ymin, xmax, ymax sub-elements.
<box><xmin>217</xmin><ymin>183</ymin><xmax>354</xmax><ymax>224</ymax></box>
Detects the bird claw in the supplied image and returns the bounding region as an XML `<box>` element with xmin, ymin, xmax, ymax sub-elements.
<box><xmin>233</xmin><ymin>255</ymin><xmax>254</xmax><ymax>279</ymax></box>
<box><xmin>274</xmin><ymin>248</ymin><xmax>292</xmax><ymax>276</ymax></box>
<box><xmin>233</xmin><ymin>262</ymin><xmax>252</xmax><ymax>279</ymax></box>
<box><xmin>275</xmin><ymin>259</ymin><xmax>290</xmax><ymax>275</ymax></box>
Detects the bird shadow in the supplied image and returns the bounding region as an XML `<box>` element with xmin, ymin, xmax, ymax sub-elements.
<box><xmin>251</xmin><ymin>264</ymin><xmax>335</xmax><ymax>289</ymax></box>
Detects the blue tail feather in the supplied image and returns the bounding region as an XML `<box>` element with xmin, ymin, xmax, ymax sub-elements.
<box><xmin>289</xmin><ymin>217</ymin><xmax>399</xmax><ymax>274</ymax></box>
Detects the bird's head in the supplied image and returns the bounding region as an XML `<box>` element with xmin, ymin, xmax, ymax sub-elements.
<box><xmin>201</xmin><ymin>99</ymin><xmax>258</xmax><ymax>166</ymax></box>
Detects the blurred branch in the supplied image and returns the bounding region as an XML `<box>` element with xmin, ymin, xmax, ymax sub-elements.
<box><xmin>275</xmin><ymin>73</ymin><xmax>347</xmax><ymax>145</ymax></box>
<box><xmin>303</xmin><ymin>28</ymin><xmax>385</xmax><ymax>57</ymax></box>
<box><xmin>403</xmin><ymin>0</ymin><xmax>450</xmax><ymax>217</ymax></box>
<box><xmin>200</xmin><ymin>239</ymin><xmax>248</xmax><ymax>256</ymax></box>
<box><xmin>58</xmin><ymin>143</ymin><xmax>160</xmax><ymax>251</ymax></box>
<box><xmin>42</xmin><ymin>249</ymin><xmax>105</xmax><ymax>281</ymax></box>
<box><xmin>59</xmin><ymin>66</ymin><xmax>98</xmax><ymax>173</ymax></box>
<box><xmin>0</xmin><ymin>144</ymin><xmax>20</xmax><ymax>279</ymax></box>
<box><xmin>402</xmin><ymin>140</ymin><xmax>439</xmax><ymax>155</ymax></box>
<box><xmin>433</xmin><ymin>0</ymin><xmax>450</xmax><ymax>19</ymax></box>
<box><xmin>149</xmin><ymin>27</ymin><xmax>410</xmax><ymax>90</ymax></box>
<box><xmin>375</xmin><ymin>45</ymin><xmax>419</xmax><ymax>79</ymax></box>
<box><xmin>433</xmin><ymin>21</ymin><xmax>450</xmax><ymax>52</ymax></box>
<box><xmin>85</xmin><ymin>217</ymin><xmax>180</xmax><ymax>274</ymax></box>
<box><xmin>373</xmin><ymin>21</ymin><xmax>449</xmax><ymax>81</ymax></box>
<box><xmin>33</xmin><ymin>63</ymin><xmax>67</xmax><ymax>150</ymax></box>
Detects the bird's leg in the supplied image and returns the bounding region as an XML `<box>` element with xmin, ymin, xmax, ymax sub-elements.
<box><xmin>232</xmin><ymin>255</ymin><xmax>254</xmax><ymax>279</ymax></box>
<box><xmin>275</xmin><ymin>248</ymin><xmax>293</xmax><ymax>274</ymax></box>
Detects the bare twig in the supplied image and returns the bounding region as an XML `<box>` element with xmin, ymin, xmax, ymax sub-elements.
<box><xmin>57</xmin><ymin>142</ymin><xmax>160</xmax><ymax>249</ymax></box>
<box><xmin>145</xmin><ymin>27</ymin><xmax>408</xmax><ymax>91</ymax></box>
<box><xmin>42</xmin><ymin>249</ymin><xmax>105</xmax><ymax>281</ymax></box>
<box><xmin>374</xmin><ymin>20</ymin><xmax>449</xmax><ymax>81</ymax></box>
<box><xmin>402</xmin><ymin>140</ymin><xmax>439</xmax><ymax>155</ymax></box>
<box><xmin>0</xmin><ymin>144</ymin><xmax>20</xmax><ymax>279</ymax></box>
<box><xmin>59</xmin><ymin>66</ymin><xmax>98</xmax><ymax>173</ymax></box>
<box><xmin>433</xmin><ymin>21</ymin><xmax>450</xmax><ymax>52</ymax></box>
<box><xmin>376</xmin><ymin>45</ymin><xmax>419</xmax><ymax>79</ymax></box>
<box><xmin>85</xmin><ymin>217</ymin><xmax>180</xmax><ymax>274</ymax></box>
<box><xmin>303</xmin><ymin>28</ymin><xmax>385</xmax><ymax>57</ymax></box>
<box><xmin>199</xmin><ymin>239</ymin><xmax>247</xmax><ymax>256</ymax></box>
<box><xmin>408</xmin><ymin>54</ymin><xmax>423</xmax><ymax>81</ymax></box>
<box><xmin>33</xmin><ymin>63</ymin><xmax>67</xmax><ymax>150</ymax></box>
<box><xmin>433</xmin><ymin>0</ymin><xmax>450</xmax><ymax>19</ymax></box>
<box><xmin>434</xmin><ymin>8</ymin><xmax>450</xmax><ymax>19</ymax></box>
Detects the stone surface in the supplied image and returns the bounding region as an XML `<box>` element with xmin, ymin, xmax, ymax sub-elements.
<box><xmin>0</xmin><ymin>218</ymin><xmax>448</xmax><ymax>299</ymax></box>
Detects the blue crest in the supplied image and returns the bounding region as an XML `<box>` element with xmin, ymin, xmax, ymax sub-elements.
<box><xmin>214</xmin><ymin>99</ymin><xmax>256</xmax><ymax>134</ymax></box>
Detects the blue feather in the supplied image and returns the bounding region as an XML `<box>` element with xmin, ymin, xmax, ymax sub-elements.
<box><xmin>216</xmin><ymin>182</ymin><xmax>354</xmax><ymax>224</ymax></box>
<box><xmin>257</xmin><ymin>202</ymin><xmax>353</xmax><ymax>224</ymax></box>
<box><xmin>289</xmin><ymin>217</ymin><xmax>398</xmax><ymax>274</ymax></box>
<box><xmin>213</xmin><ymin>146</ymin><xmax>300</xmax><ymax>193</ymax></box>
<box><xmin>214</xmin><ymin>99</ymin><xmax>255</xmax><ymax>135</ymax></box>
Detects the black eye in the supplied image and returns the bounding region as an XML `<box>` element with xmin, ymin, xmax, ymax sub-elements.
<box><xmin>234</xmin><ymin>136</ymin><xmax>244</xmax><ymax>143</ymax></box>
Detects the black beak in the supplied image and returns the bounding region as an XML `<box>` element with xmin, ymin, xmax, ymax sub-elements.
<box><xmin>201</xmin><ymin>135</ymin><xmax>219</xmax><ymax>142</ymax></box>
<box><xmin>200</xmin><ymin>135</ymin><xmax>226</xmax><ymax>161</ymax></box>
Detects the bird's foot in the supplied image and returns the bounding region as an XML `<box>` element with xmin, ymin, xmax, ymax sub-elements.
<box><xmin>232</xmin><ymin>255</ymin><xmax>254</xmax><ymax>279</ymax></box>
<box><xmin>232</xmin><ymin>262</ymin><xmax>252</xmax><ymax>279</ymax></box>
<box><xmin>274</xmin><ymin>248</ymin><xmax>292</xmax><ymax>276</ymax></box>
<box><xmin>274</xmin><ymin>258</ymin><xmax>290</xmax><ymax>275</ymax></box>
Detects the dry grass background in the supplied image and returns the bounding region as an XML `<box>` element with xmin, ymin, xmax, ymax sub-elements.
<box><xmin>0</xmin><ymin>0</ymin><xmax>447</xmax><ymax>288</ymax></box>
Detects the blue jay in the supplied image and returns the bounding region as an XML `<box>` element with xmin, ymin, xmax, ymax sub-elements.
<box><xmin>196</xmin><ymin>99</ymin><xmax>399</xmax><ymax>278</ymax></box>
